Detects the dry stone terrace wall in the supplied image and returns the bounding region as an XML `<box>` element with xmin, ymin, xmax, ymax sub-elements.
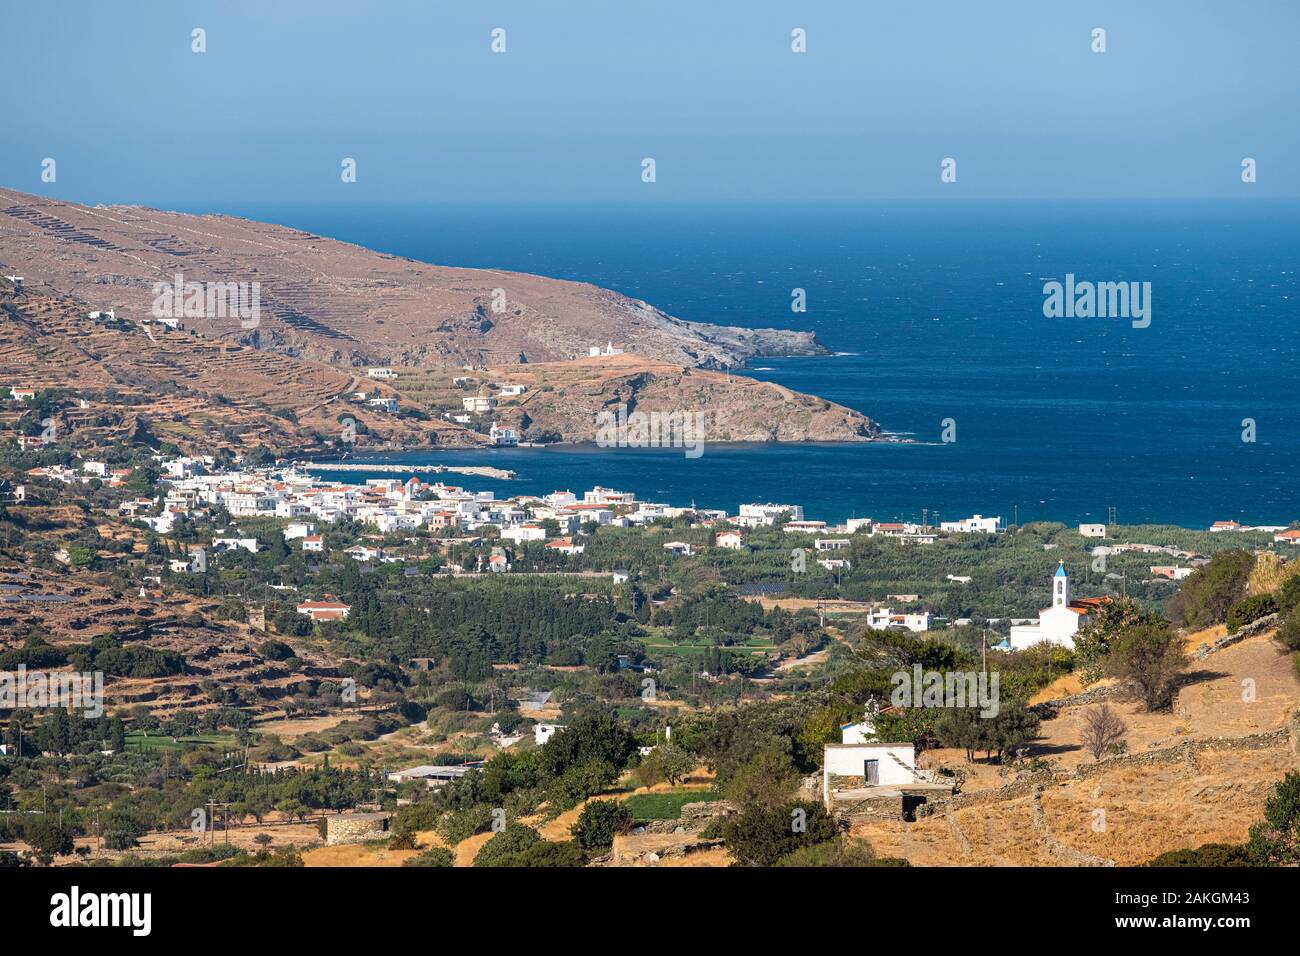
<box><xmin>325</xmin><ymin>813</ymin><xmax>390</xmax><ymax>845</ymax></box>
<box><xmin>920</xmin><ymin>713</ymin><xmax>1300</xmax><ymax>818</ymax></box>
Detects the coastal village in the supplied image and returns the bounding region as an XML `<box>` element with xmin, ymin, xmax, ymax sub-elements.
<box><xmin>1</xmin><ymin>225</ymin><xmax>1298</xmax><ymax>872</ymax></box>
<box><xmin>3</xmin><ymin>373</ymin><xmax>1300</xmax><ymax>868</ymax></box>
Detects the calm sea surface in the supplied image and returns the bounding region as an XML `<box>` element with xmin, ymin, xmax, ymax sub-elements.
<box><xmin>200</xmin><ymin>200</ymin><xmax>1300</xmax><ymax>527</ymax></box>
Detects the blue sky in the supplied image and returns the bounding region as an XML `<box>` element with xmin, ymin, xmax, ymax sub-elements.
<box><xmin>2</xmin><ymin>0</ymin><xmax>1297</xmax><ymax>203</ymax></box>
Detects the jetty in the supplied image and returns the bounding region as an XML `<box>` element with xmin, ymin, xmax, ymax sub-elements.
<box><xmin>301</xmin><ymin>462</ymin><xmax>515</xmax><ymax>480</ymax></box>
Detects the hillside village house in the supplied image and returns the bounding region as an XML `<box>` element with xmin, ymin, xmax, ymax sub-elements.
<box><xmin>865</xmin><ymin>608</ymin><xmax>932</xmax><ymax>633</ymax></box>
<box><xmin>817</xmin><ymin>557</ymin><xmax>851</xmax><ymax>572</ymax></box>
<box><xmin>297</xmin><ymin>599</ymin><xmax>351</xmax><ymax>622</ymax></box>
<box><xmin>545</xmin><ymin>538</ymin><xmax>585</xmax><ymax>556</ymax></box>
<box><xmin>301</xmin><ymin>535</ymin><xmax>324</xmax><ymax>552</ymax></box>
<box><xmin>1005</xmin><ymin>563</ymin><xmax>1106</xmax><ymax>651</ymax></box>
<box><xmin>367</xmin><ymin>367</ymin><xmax>397</xmax><ymax>379</ymax></box>
<box><xmin>715</xmin><ymin>530</ymin><xmax>745</xmax><ymax>549</ymax></box>
<box><xmin>386</xmin><ymin>764</ymin><xmax>473</xmax><ymax>788</ymax></box>
<box><xmin>283</xmin><ymin>521</ymin><xmax>316</xmax><ymax>540</ymax></box>
<box><xmin>367</xmin><ymin>396</ymin><xmax>399</xmax><ymax>413</ymax></box>
<box><xmin>814</xmin><ymin>538</ymin><xmax>850</xmax><ymax>551</ymax></box>
<box><xmin>535</xmin><ymin>723</ymin><xmax>566</xmax><ymax>746</ymax></box>
<box><xmin>940</xmin><ymin>514</ymin><xmax>1002</xmax><ymax>534</ymax></box>
<box><xmin>497</xmin><ymin>383</ymin><xmax>527</xmax><ymax>397</ymax></box>
<box><xmin>783</xmin><ymin>520</ymin><xmax>828</xmax><ymax>534</ymax></box>
<box><xmin>213</xmin><ymin>536</ymin><xmax>259</xmax><ymax>554</ymax></box>
<box><xmin>822</xmin><ymin>715</ymin><xmax>950</xmax><ymax>818</ymax></box>
<box><xmin>588</xmin><ymin>341</ymin><xmax>625</xmax><ymax>357</ymax></box>
<box><xmin>462</xmin><ymin>395</ymin><xmax>496</xmax><ymax>414</ymax></box>
<box><xmin>1274</xmin><ymin>529</ymin><xmax>1300</xmax><ymax>545</ymax></box>
<box><xmin>1079</xmin><ymin>523</ymin><xmax>1107</xmax><ymax>538</ymax></box>
<box><xmin>737</xmin><ymin>502</ymin><xmax>804</xmax><ymax>526</ymax></box>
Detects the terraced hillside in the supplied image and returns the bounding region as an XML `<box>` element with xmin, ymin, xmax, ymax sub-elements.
<box><xmin>0</xmin><ymin>284</ymin><xmax>475</xmax><ymax>453</ymax></box>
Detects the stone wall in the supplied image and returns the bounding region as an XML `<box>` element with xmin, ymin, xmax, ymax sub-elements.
<box><xmin>325</xmin><ymin>812</ymin><xmax>390</xmax><ymax>845</ymax></box>
<box><xmin>922</xmin><ymin>713</ymin><xmax>1300</xmax><ymax>817</ymax></box>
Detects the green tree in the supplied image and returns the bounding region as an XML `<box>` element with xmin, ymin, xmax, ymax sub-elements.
<box><xmin>403</xmin><ymin>847</ymin><xmax>454</xmax><ymax>867</ymax></box>
<box><xmin>25</xmin><ymin>817</ymin><xmax>75</xmax><ymax>860</ymax></box>
<box><xmin>1246</xmin><ymin>771</ymin><xmax>1300</xmax><ymax>865</ymax></box>
<box><xmin>1166</xmin><ymin>550</ymin><xmax>1255</xmax><ymax>629</ymax></box>
<box><xmin>1106</xmin><ymin>620</ymin><xmax>1187</xmax><ymax>712</ymax></box>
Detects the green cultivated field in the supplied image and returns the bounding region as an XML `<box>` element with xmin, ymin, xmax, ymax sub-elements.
<box><xmin>624</xmin><ymin>789</ymin><xmax>721</xmax><ymax>821</ymax></box>
<box><xmin>125</xmin><ymin>733</ymin><xmax>238</xmax><ymax>752</ymax></box>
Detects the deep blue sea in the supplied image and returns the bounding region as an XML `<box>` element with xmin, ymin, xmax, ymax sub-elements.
<box><xmin>200</xmin><ymin>200</ymin><xmax>1300</xmax><ymax>527</ymax></box>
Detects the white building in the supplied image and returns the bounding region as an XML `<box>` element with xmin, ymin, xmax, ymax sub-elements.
<box><xmin>865</xmin><ymin>609</ymin><xmax>931</xmax><ymax>633</ymax></box>
<box><xmin>814</xmin><ymin>538</ymin><xmax>851</xmax><ymax>551</ymax></box>
<box><xmin>715</xmin><ymin>530</ymin><xmax>745</xmax><ymax>550</ymax></box>
<box><xmin>535</xmin><ymin>724</ymin><xmax>566</xmax><ymax>746</ymax></box>
<box><xmin>489</xmin><ymin>421</ymin><xmax>518</xmax><ymax>446</ymax></box>
<box><xmin>1079</xmin><ymin>523</ymin><xmax>1107</xmax><ymax>538</ymax></box>
<box><xmin>1006</xmin><ymin>563</ymin><xmax>1104</xmax><ymax>651</ymax></box>
<box><xmin>213</xmin><ymin>537</ymin><xmax>259</xmax><ymax>554</ymax></box>
<box><xmin>941</xmin><ymin>514</ymin><xmax>1001</xmax><ymax>534</ymax></box>
<box><xmin>588</xmin><ymin>341</ymin><xmax>625</xmax><ymax>357</ymax></box>
<box><xmin>386</xmin><ymin>765</ymin><xmax>472</xmax><ymax>788</ymax></box>
<box><xmin>822</xmin><ymin>741</ymin><xmax>917</xmax><ymax>807</ymax></box>
<box><xmin>737</xmin><ymin>502</ymin><xmax>804</xmax><ymax>527</ymax></box>
<box><xmin>502</xmin><ymin>524</ymin><xmax>546</xmax><ymax>543</ymax></box>
<box><xmin>367</xmin><ymin>367</ymin><xmax>397</xmax><ymax>379</ymax></box>
<box><xmin>462</xmin><ymin>395</ymin><xmax>497</xmax><ymax>414</ymax></box>
<box><xmin>368</xmin><ymin>397</ymin><xmax>399</xmax><ymax>413</ymax></box>
<box><xmin>497</xmin><ymin>384</ymin><xmax>527</xmax><ymax>397</ymax></box>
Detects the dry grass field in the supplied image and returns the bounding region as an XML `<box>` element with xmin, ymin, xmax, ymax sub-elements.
<box><xmin>857</xmin><ymin>629</ymin><xmax>1300</xmax><ymax>866</ymax></box>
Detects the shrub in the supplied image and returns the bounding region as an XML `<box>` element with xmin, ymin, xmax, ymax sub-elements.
<box><xmin>403</xmin><ymin>847</ymin><xmax>454</xmax><ymax>867</ymax></box>
<box><xmin>722</xmin><ymin>800</ymin><xmax>837</xmax><ymax>867</ymax></box>
<box><xmin>775</xmin><ymin>837</ymin><xmax>909</xmax><ymax>867</ymax></box>
<box><xmin>1226</xmin><ymin>594</ymin><xmax>1277</xmax><ymax>632</ymax></box>
<box><xmin>473</xmin><ymin>823</ymin><xmax>540</xmax><ymax>867</ymax></box>
<box><xmin>1145</xmin><ymin>843</ymin><xmax>1251</xmax><ymax>866</ymax></box>
<box><xmin>1166</xmin><ymin>550</ymin><xmax>1254</xmax><ymax>628</ymax></box>
<box><xmin>571</xmin><ymin>799</ymin><xmax>633</xmax><ymax>850</ymax></box>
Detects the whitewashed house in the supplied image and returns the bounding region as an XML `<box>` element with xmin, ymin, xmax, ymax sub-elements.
<box><xmin>535</xmin><ymin>724</ymin><xmax>566</xmax><ymax>746</ymax></box>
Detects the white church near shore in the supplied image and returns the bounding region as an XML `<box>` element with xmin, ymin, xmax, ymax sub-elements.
<box><xmin>1006</xmin><ymin>562</ymin><xmax>1105</xmax><ymax>651</ymax></box>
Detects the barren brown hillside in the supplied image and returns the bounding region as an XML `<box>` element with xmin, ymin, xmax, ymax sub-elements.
<box><xmin>0</xmin><ymin>189</ymin><xmax>887</xmax><ymax>445</ymax></box>
<box><xmin>0</xmin><ymin>187</ymin><xmax>824</xmax><ymax>370</ymax></box>
<box><xmin>401</xmin><ymin>352</ymin><xmax>880</xmax><ymax>442</ymax></box>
